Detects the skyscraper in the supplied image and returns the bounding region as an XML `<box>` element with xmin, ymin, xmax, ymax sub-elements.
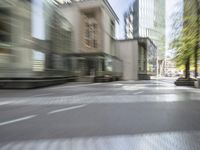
<box><xmin>124</xmin><ymin>0</ymin><xmax>165</xmax><ymax>75</ymax></box>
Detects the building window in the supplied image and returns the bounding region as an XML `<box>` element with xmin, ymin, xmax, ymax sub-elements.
<box><xmin>110</xmin><ymin>20</ymin><xmax>115</xmax><ymax>37</ymax></box>
<box><xmin>51</xmin><ymin>13</ymin><xmax>72</xmax><ymax>53</ymax></box>
<box><xmin>0</xmin><ymin>8</ymin><xmax>12</xmax><ymax>56</ymax></box>
<box><xmin>139</xmin><ymin>46</ymin><xmax>145</xmax><ymax>72</ymax></box>
<box><xmin>84</xmin><ymin>14</ymin><xmax>97</xmax><ymax>49</ymax></box>
<box><xmin>0</xmin><ymin>8</ymin><xmax>11</xmax><ymax>43</ymax></box>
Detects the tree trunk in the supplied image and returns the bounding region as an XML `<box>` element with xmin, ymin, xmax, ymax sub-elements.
<box><xmin>185</xmin><ymin>57</ymin><xmax>190</xmax><ymax>79</ymax></box>
<box><xmin>195</xmin><ymin>44</ymin><xmax>198</xmax><ymax>77</ymax></box>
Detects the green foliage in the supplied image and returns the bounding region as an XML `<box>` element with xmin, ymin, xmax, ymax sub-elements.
<box><xmin>171</xmin><ymin>0</ymin><xmax>200</xmax><ymax>73</ymax></box>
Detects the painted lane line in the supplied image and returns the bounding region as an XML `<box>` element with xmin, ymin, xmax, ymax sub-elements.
<box><xmin>33</xmin><ymin>93</ymin><xmax>53</xmax><ymax>97</ymax></box>
<box><xmin>0</xmin><ymin>115</ymin><xmax>37</xmax><ymax>126</ymax></box>
<box><xmin>0</xmin><ymin>101</ymin><xmax>14</xmax><ymax>106</ymax></box>
<box><xmin>48</xmin><ymin>104</ymin><xmax>87</xmax><ymax>115</ymax></box>
<box><xmin>49</xmin><ymin>83</ymin><xmax>104</xmax><ymax>90</ymax></box>
<box><xmin>134</xmin><ymin>91</ymin><xmax>144</xmax><ymax>95</ymax></box>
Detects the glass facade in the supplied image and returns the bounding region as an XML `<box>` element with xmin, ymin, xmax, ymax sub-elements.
<box><xmin>138</xmin><ymin>38</ymin><xmax>157</xmax><ymax>76</ymax></box>
<box><xmin>0</xmin><ymin>0</ymin><xmax>72</xmax><ymax>78</ymax></box>
<box><xmin>124</xmin><ymin>0</ymin><xmax>165</xmax><ymax>60</ymax></box>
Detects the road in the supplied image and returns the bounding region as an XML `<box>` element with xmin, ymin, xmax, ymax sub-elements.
<box><xmin>0</xmin><ymin>78</ymin><xmax>200</xmax><ymax>149</ymax></box>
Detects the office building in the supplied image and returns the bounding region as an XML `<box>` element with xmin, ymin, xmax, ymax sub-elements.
<box><xmin>61</xmin><ymin>0</ymin><xmax>157</xmax><ymax>80</ymax></box>
<box><xmin>115</xmin><ymin>38</ymin><xmax>157</xmax><ymax>80</ymax></box>
<box><xmin>0</xmin><ymin>0</ymin><xmax>157</xmax><ymax>88</ymax></box>
<box><xmin>60</xmin><ymin>0</ymin><xmax>123</xmax><ymax>81</ymax></box>
<box><xmin>124</xmin><ymin>0</ymin><xmax>165</xmax><ymax>75</ymax></box>
<box><xmin>0</xmin><ymin>0</ymin><xmax>73</xmax><ymax>88</ymax></box>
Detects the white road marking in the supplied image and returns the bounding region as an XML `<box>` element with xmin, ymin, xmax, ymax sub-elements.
<box><xmin>49</xmin><ymin>83</ymin><xmax>103</xmax><ymax>90</ymax></box>
<box><xmin>112</xmin><ymin>83</ymin><xmax>123</xmax><ymax>86</ymax></box>
<box><xmin>0</xmin><ymin>115</ymin><xmax>37</xmax><ymax>126</ymax></box>
<box><xmin>0</xmin><ymin>101</ymin><xmax>14</xmax><ymax>106</ymax></box>
<box><xmin>134</xmin><ymin>91</ymin><xmax>144</xmax><ymax>95</ymax></box>
<box><xmin>33</xmin><ymin>93</ymin><xmax>53</xmax><ymax>97</ymax></box>
<box><xmin>48</xmin><ymin>104</ymin><xmax>87</xmax><ymax>115</ymax></box>
<box><xmin>122</xmin><ymin>85</ymin><xmax>144</xmax><ymax>91</ymax></box>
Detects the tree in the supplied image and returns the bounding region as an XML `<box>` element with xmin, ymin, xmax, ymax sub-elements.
<box><xmin>194</xmin><ymin>0</ymin><xmax>200</xmax><ymax>77</ymax></box>
<box><xmin>171</xmin><ymin>0</ymin><xmax>200</xmax><ymax>79</ymax></box>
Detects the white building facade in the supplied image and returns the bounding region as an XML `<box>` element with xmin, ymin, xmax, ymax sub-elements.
<box><xmin>60</xmin><ymin>0</ymin><xmax>157</xmax><ymax>80</ymax></box>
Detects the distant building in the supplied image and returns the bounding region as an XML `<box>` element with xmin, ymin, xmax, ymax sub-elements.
<box><xmin>165</xmin><ymin>58</ymin><xmax>177</xmax><ymax>77</ymax></box>
<box><xmin>124</xmin><ymin>0</ymin><xmax>165</xmax><ymax>75</ymax></box>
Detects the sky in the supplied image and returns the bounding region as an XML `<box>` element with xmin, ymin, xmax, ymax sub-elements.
<box><xmin>166</xmin><ymin>0</ymin><xmax>178</xmax><ymax>49</ymax></box>
<box><xmin>108</xmin><ymin>0</ymin><xmax>133</xmax><ymax>39</ymax></box>
<box><xmin>108</xmin><ymin>0</ymin><xmax>179</xmax><ymax>52</ymax></box>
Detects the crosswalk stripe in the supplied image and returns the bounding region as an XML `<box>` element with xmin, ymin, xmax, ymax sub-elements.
<box><xmin>1</xmin><ymin>132</ymin><xmax>200</xmax><ymax>150</ymax></box>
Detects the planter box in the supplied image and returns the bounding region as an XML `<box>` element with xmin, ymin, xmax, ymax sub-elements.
<box><xmin>175</xmin><ymin>79</ymin><xmax>195</xmax><ymax>87</ymax></box>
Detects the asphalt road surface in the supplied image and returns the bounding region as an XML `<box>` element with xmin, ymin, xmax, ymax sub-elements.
<box><xmin>0</xmin><ymin>78</ymin><xmax>200</xmax><ymax>149</ymax></box>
